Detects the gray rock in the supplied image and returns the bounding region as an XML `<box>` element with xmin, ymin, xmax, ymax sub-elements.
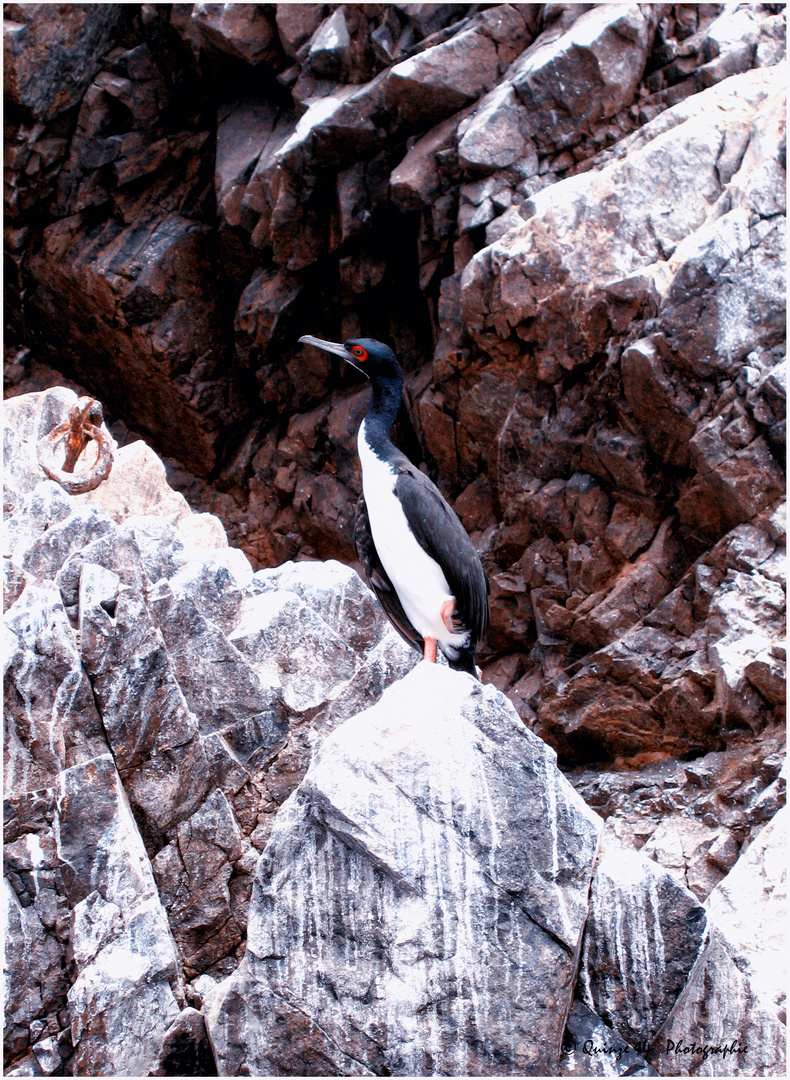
<box><xmin>704</xmin><ymin>806</ymin><xmax>786</xmax><ymax>1021</ymax></box>
<box><xmin>148</xmin><ymin>579</ymin><xmax>287</xmax><ymax>759</ymax></box>
<box><xmin>152</xmin><ymin>789</ymin><xmax>245</xmax><ymax>978</ymax></box>
<box><xmin>650</xmin><ymin>808</ymin><xmax>786</xmax><ymax>1075</ymax></box>
<box><xmin>151</xmin><ymin>1006</ymin><xmax>216</xmax><ymax>1076</ymax></box>
<box><xmin>578</xmin><ymin>828</ymin><xmax>708</xmax><ymax>1049</ymax></box>
<box><xmin>4</xmin><ymin>871</ymin><xmax>67</xmax><ymax>1065</ymax></box>
<box><xmin>229</xmin><ymin>588</ymin><xmax>358</xmax><ymax>713</ymax></box>
<box><xmin>58</xmin><ymin>754</ymin><xmax>183</xmax><ymax>1076</ymax></box>
<box><xmin>4</xmin><ymin>583</ymin><xmax>107</xmax><ymax>791</ymax></box>
<box><xmin>456</xmin><ymin>3</ymin><xmax>661</xmax><ymax>171</ymax></box>
<box><xmin>20</xmin><ymin>508</ymin><xmax>115</xmax><ymax>585</ymax></box>
<box><xmin>251</xmin><ymin>558</ymin><xmax>391</xmax><ymax>651</ymax></box>
<box><xmin>3</xmin><ymin>481</ymin><xmax>72</xmax><ymax>565</ymax></box>
<box><xmin>206</xmin><ymin>663</ymin><xmax>602</xmax><ymax>1075</ymax></box>
<box><xmin>560</xmin><ymin>998</ymin><xmax>658</xmax><ymax>1076</ymax></box>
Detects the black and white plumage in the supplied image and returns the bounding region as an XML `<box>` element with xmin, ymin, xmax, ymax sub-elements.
<box><xmin>299</xmin><ymin>334</ymin><xmax>490</xmax><ymax>676</ymax></box>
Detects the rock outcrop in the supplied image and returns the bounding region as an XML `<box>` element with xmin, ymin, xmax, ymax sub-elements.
<box><xmin>206</xmin><ymin>662</ymin><xmax>602</xmax><ymax>1076</ymax></box>
<box><xmin>3</xmin><ymin>3</ymin><xmax>786</xmax><ymax>1076</ymax></box>
<box><xmin>4</xmin><ymin>385</ymin><xmax>786</xmax><ymax>1076</ymax></box>
<box><xmin>4</xmin><ymin>387</ymin><xmax>415</xmax><ymax>1074</ymax></box>
<box><xmin>5</xmin><ymin>4</ymin><xmax>784</xmax><ymax>757</ymax></box>
<box><xmin>651</xmin><ymin>806</ymin><xmax>786</xmax><ymax>1076</ymax></box>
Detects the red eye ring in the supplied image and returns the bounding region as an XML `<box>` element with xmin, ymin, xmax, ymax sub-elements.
<box><xmin>351</xmin><ymin>346</ymin><xmax>368</xmax><ymax>361</ymax></box>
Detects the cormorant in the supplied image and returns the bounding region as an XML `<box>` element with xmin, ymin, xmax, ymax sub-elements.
<box><xmin>299</xmin><ymin>335</ymin><xmax>490</xmax><ymax>676</ymax></box>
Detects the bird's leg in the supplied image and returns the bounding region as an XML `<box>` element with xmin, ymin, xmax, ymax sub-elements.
<box><xmin>441</xmin><ymin>598</ymin><xmax>457</xmax><ymax>634</ymax></box>
<box><xmin>423</xmin><ymin>637</ymin><xmax>437</xmax><ymax>663</ymax></box>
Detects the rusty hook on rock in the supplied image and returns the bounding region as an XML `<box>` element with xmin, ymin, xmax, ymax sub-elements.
<box><xmin>36</xmin><ymin>396</ymin><xmax>114</xmax><ymax>494</ymax></box>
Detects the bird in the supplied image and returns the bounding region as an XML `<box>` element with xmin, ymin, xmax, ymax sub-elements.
<box><xmin>299</xmin><ymin>334</ymin><xmax>490</xmax><ymax>676</ymax></box>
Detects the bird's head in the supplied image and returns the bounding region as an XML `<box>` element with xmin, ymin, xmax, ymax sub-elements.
<box><xmin>299</xmin><ymin>335</ymin><xmax>402</xmax><ymax>382</ymax></box>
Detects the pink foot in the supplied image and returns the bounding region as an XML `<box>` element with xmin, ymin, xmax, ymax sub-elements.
<box><xmin>441</xmin><ymin>598</ymin><xmax>457</xmax><ymax>634</ymax></box>
<box><xmin>423</xmin><ymin>637</ymin><xmax>437</xmax><ymax>663</ymax></box>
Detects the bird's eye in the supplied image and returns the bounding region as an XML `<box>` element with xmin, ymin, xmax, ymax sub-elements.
<box><xmin>351</xmin><ymin>346</ymin><xmax>368</xmax><ymax>361</ymax></box>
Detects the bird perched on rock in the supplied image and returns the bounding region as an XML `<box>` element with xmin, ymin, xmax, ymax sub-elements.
<box><xmin>299</xmin><ymin>335</ymin><xmax>489</xmax><ymax>676</ymax></box>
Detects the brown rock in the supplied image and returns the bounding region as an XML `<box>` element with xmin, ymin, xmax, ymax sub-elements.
<box><xmin>215</xmin><ymin>100</ymin><xmax>279</xmax><ymax>229</ymax></box>
<box><xmin>304</xmin><ymin>7</ymin><xmax>351</xmax><ymax>81</ymax></box>
<box><xmin>621</xmin><ymin>336</ymin><xmax>697</xmax><ymax>468</ymax></box>
<box><xmin>453</xmin><ymin>474</ymin><xmax>495</xmax><ymax>533</ymax></box>
<box><xmin>678</xmin><ymin>435</ymin><xmax>786</xmax><ymax>542</ymax></box>
<box><xmin>179</xmin><ymin>4</ymin><xmax>276</xmax><ymax>67</ymax></box>
<box><xmin>275</xmin><ymin>4</ymin><xmax>327</xmax><ymax>60</ymax></box>
<box><xmin>582</xmin><ymin>425</ymin><xmax>657</xmax><ymax>498</ymax></box>
<box><xmin>512</xmin><ymin>4</ymin><xmax>663</xmax><ymax>154</ymax></box>
<box><xmin>235</xmin><ymin>267</ymin><xmax>303</xmax><ymax>368</ymax></box>
<box><xmin>27</xmin><ymin>214</ymin><xmax>230</xmax><ymax>476</ymax></box>
<box><xmin>4</xmin><ymin>4</ymin><xmax>126</xmax><ymax>122</ymax></box>
<box><xmin>539</xmin><ymin>675</ymin><xmax>662</xmax><ymax>764</ymax></box>
<box><xmin>388</xmin><ymin>5</ymin><xmax>533</xmax><ymax>126</ymax></box>
<box><xmin>604</xmin><ymin>501</ymin><xmax>659</xmax><ymax>561</ymax></box>
<box><xmin>390</xmin><ymin>112</ymin><xmax>466</xmax><ymax>211</ymax></box>
<box><xmin>572</xmin><ymin>519</ymin><xmax>684</xmax><ymax>650</ymax></box>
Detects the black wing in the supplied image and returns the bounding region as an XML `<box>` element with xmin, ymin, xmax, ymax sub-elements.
<box><xmin>394</xmin><ymin>461</ymin><xmax>490</xmax><ymax>646</ymax></box>
<box><xmin>354</xmin><ymin>492</ymin><xmax>424</xmax><ymax>655</ymax></box>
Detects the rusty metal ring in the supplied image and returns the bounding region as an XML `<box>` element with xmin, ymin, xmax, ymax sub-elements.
<box><xmin>36</xmin><ymin>396</ymin><xmax>114</xmax><ymax>495</ymax></box>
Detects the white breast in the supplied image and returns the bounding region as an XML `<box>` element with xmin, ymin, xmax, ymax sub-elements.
<box><xmin>358</xmin><ymin>420</ymin><xmax>469</xmax><ymax>653</ymax></box>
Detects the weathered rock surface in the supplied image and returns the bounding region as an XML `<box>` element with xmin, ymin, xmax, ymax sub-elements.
<box><xmin>578</xmin><ymin>828</ymin><xmax>708</xmax><ymax>1050</ymax></box>
<box><xmin>650</xmin><ymin>807</ymin><xmax>786</xmax><ymax>1075</ymax></box>
<box><xmin>206</xmin><ymin>662</ymin><xmax>603</xmax><ymax>1076</ymax></box>
<box><xmin>560</xmin><ymin>998</ymin><xmax>658</xmax><ymax>1077</ymax></box>
<box><xmin>3</xmin><ymin>387</ymin><xmax>415</xmax><ymax>1074</ymax></box>
<box><xmin>4</xmin><ymin>4</ymin><xmax>787</xmax><ymax>1075</ymax></box>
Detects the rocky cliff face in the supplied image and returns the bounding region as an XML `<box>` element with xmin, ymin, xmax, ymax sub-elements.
<box><xmin>3</xmin><ymin>390</ymin><xmax>785</xmax><ymax>1075</ymax></box>
<box><xmin>5</xmin><ymin>1</ymin><xmax>786</xmax><ymax>742</ymax></box>
<box><xmin>3</xmin><ymin>3</ymin><xmax>786</xmax><ymax>1077</ymax></box>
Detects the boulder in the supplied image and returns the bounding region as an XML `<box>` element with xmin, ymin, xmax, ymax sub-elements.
<box><xmin>458</xmin><ymin>3</ymin><xmax>663</xmax><ymax>171</ymax></box>
<box><xmin>59</xmin><ymin>755</ymin><xmax>183</xmax><ymax>1076</ymax></box>
<box><xmin>650</xmin><ymin>808</ymin><xmax>786</xmax><ymax>1075</ymax></box>
<box><xmin>460</xmin><ymin>64</ymin><xmax>785</xmax><ymax>365</ymax></box>
<box><xmin>388</xmin><ymin>6</ymin><xmax>535</xmax><ymax>127</ymax></box>
<box><xmin>537</xmin><ymin>515</ymin><xmax>785</xmax><ymax>764</ymax></box>
<box><xmin>3</xmin><ymin>387</ymin><xmax>426</xmax><ymax>1071</ymax></box>
<box><xmin>151</xmin><ymin>1007</ymin><xmax>217</xmax><ymax>1077</ymax></box>
<box><xmin>578</xmin><ymin>828</ymin><xmax>708</xmax><ymax>1049</ymax></box>
<box><xmin>206</xmin><ymin>662</ymin><xmax>603</xmax><ymax>1076</ymax></box>
<box><xmin>184</xmin><ymin>4</ymin><xmax>277</xmax><ymax>67</ymax></box>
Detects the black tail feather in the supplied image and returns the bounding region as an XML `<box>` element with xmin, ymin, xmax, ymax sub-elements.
<box><xmin>447</xmin><ymin>648</ymin><xmax>479</xmax><ymax>679</ymax></box>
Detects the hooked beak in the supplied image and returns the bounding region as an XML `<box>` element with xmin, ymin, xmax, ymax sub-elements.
<box><xmin>299</xmin><ymin>335</ymin><xmax>366</xmax><ymax>374</ymax></box>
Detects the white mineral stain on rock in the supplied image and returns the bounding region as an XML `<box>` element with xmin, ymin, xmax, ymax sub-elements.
<box><xmin>211</xmin><ymin>662</ymin><xmax>602</xmax><ymax>1075</ymax></box>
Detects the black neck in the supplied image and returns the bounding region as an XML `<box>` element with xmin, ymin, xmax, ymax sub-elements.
<box><xmin>364</xmin><ymin>373</ymin><xmax>403</xmax><ymax>453</ymax></box>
